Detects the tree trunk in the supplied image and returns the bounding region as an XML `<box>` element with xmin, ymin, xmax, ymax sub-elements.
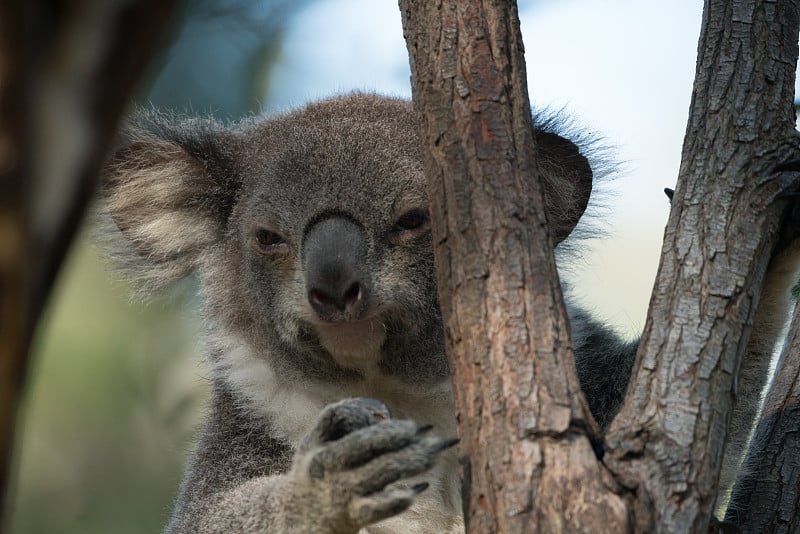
<box><xmin>604</xmin><ymin>0</ymin><xmax>799</xmax><ymax>531</ymax></box>
<box><xmin>399</xmin><ymin>2</ymin><xmax>629</xmax><ymax>532</ymax></box>
<box><xmin>401</xmin><ymin>0</ymin><xmax>800</xmax><ymax>532</ymax></box>
<box><xmin>0</xmin><ymin>0</ymin><xmax>175</xmax><ymax>526</ymax></box>
<box><xmin>726</xmin><ymin>295</ymin><xmax>800</xmax><ymax>532</ymax></box>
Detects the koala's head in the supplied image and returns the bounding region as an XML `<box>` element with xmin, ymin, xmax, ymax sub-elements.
<box><xmin>103</xmin><ymin>93</ymin><xmax>593</xmax><ymax>386</ymax></box>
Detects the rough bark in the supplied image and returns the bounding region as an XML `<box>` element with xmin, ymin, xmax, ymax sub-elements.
<box><xmin>726</xmin><ymin>300</ymin><xmax>800</xmax><ymax>532</ymax></box>
<box><xmin>399</xmin><ymin>2</ymin><xmax>628</xmax><ymax>532</ymax></box>
<box><xmin>604</xmin><ymin>1</ymin><xmax>800</xmax><ymax>532</ymax></box>
<box><xmin>0</xmin><ymin>0</ymin><xmax>175</xmax><ymax>525</ymax></box>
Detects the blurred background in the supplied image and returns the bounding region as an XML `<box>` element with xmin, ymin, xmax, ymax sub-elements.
<box><xmin>7</xmin><ymin>0</ymin><xmax>795</xmax><ymax>532</ymax></box>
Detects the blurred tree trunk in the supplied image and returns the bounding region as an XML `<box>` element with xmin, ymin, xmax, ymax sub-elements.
<box><xmin>0</xmin><ymin>0</ymin><xmax>175</xmax><ymax>526</ymax></box>
<box><xmin>401</xmin><ymin>0</ymin><xmax>800</xmax><ymax>532</ymax></box>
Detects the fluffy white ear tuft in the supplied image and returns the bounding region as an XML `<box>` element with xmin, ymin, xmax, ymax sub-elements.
<box><xmin>101</xmin><ymin>112</ymin><xmax>240</xmax><ymax>293</ymax></box>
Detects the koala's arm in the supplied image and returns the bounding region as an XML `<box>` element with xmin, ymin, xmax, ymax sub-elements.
<box><xmin>165</xmin><ymin>386</ymin><xmax>294</xmax><ymax>533</ymax></box>
<box><xmin>167</xmin><ymin>387</ymin><xmax>450</xmax><ymax>534</ymax></box>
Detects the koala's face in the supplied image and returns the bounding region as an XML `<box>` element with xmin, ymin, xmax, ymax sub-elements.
<box><xmin>224</xmin><ymin>97</ymin><xmax>446</xmax><ymax>382</ymax></box>
<box><xmin>103</xmin><ymin>93</ymin><xmax>593</xmax><ymax>386</ymax></box>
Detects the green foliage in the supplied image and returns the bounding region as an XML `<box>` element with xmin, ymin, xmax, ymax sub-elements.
<box><xmin>8</xmin><ymin>241</ymin><xmax>207</xmax><ymax>534</ymax></box>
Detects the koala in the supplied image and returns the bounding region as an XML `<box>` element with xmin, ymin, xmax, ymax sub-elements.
<box><xmin>101</xmin><ymin>93</ymin><xmax>800</xmax><ymax>532</ymax></box>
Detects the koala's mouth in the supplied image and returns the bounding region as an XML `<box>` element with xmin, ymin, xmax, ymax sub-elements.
<box><xmin>312</xmin><ymin>317</ymin><xmax>387</xmax><ymax>370</ymax></box>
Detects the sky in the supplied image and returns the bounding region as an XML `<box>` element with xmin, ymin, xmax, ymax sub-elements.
<box><xmin>263</xmin><ymin>0</ymin><xmax>795</xmax><ymax>337</ymax></box>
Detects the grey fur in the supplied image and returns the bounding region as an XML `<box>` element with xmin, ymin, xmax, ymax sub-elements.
<box><xmin>100</xmin><ymin>93</ymin><xmax>797</xmax><ymax>532</ymax></box>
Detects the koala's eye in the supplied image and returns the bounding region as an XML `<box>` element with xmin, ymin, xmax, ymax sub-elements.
<box><xmin>255</xmin><ymin>228</ymin><xmax>285</xmax><ymax>250</ymax></box>
<box><xmin>393</xmin><ymin>209</ymin><xmax>429</xmax><ymax>232</ymax></box>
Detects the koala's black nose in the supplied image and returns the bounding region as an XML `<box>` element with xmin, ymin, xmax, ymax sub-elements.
<box><xmin>308</xmin><ymin>281</ymin><xmax>363</xmax><ymax>316</ymax></box>
<box><xmin>303</xmin><ymin>216</ymin><xmax>369</xmax><ymax>321</ymax></box>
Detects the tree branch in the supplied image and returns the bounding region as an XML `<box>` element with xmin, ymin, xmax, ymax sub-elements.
<box><xmin>605</xmin><ymin>1</ymin><xmax>800</xmax><ymax>531</ymax></box>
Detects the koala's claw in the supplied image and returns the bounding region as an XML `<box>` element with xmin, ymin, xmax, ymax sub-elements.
<box><xmin>773</xmin><ymin>159</ymin><xmax>800</xmax><ymax>203</ymax></box>
<box><xmin>773</xmin><ymin>158</ymin><xmax>800</xmax><ymax>173</ymax></box>
<box><xmin>773</xmin><ymin>202</ymin><xmax>800</xmax><ymax>256</ymax></box>
<box><xmin>435</xmin><ymin>437</ymin><xmax>459</xmax><ymax>451</ymax></box>
<box><xmin>416</xmin><ymin>423</ymin><xmax>434</xmax><ymax>434</ymax></box>
<box><xmin>664</xmin><ymin>158</ymin><xmax>800</xmax><ymax>206</ymax></box>
<box><xmin>771</xmin><ymin>159</ymin><xmax>800</xmax><ymax>255</ymax></box>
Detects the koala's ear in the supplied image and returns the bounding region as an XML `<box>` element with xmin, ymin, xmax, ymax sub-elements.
<box><xmin>102</xmin><ymin>112</ymin><xmax>240</xmax><ymax>291</ymax></box>
<box><xmin>534</xmin><ymin>129</ymin><xmax>593</xmax><ymax>244</ymax></box>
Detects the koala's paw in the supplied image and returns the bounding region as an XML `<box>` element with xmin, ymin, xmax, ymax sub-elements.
<box><xmin>289</xmin><ymin>398</ymin><xmax>456</xmax><ymax>533</ymax></box>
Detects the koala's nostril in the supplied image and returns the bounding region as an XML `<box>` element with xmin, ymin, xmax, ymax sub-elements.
<box><xmin>308</xmin><ymin>288</ymin><xmax>334</xmax><ymax>309</ymax></box>
<box><xmin>308</xmin><ymin>280</ymin><xmax>364</xmax><ymax>319</ymax></box>
<box><xmin>343</xmin><ymin>282</ymin><xmax>362</xmax><ymax>309</ymax></box>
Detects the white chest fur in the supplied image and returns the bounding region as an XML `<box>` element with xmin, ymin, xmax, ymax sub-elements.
<box><xmin>210</xmin><ymin>336</ymin><xmax>465</xmax><ymax>533</ymax></box>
